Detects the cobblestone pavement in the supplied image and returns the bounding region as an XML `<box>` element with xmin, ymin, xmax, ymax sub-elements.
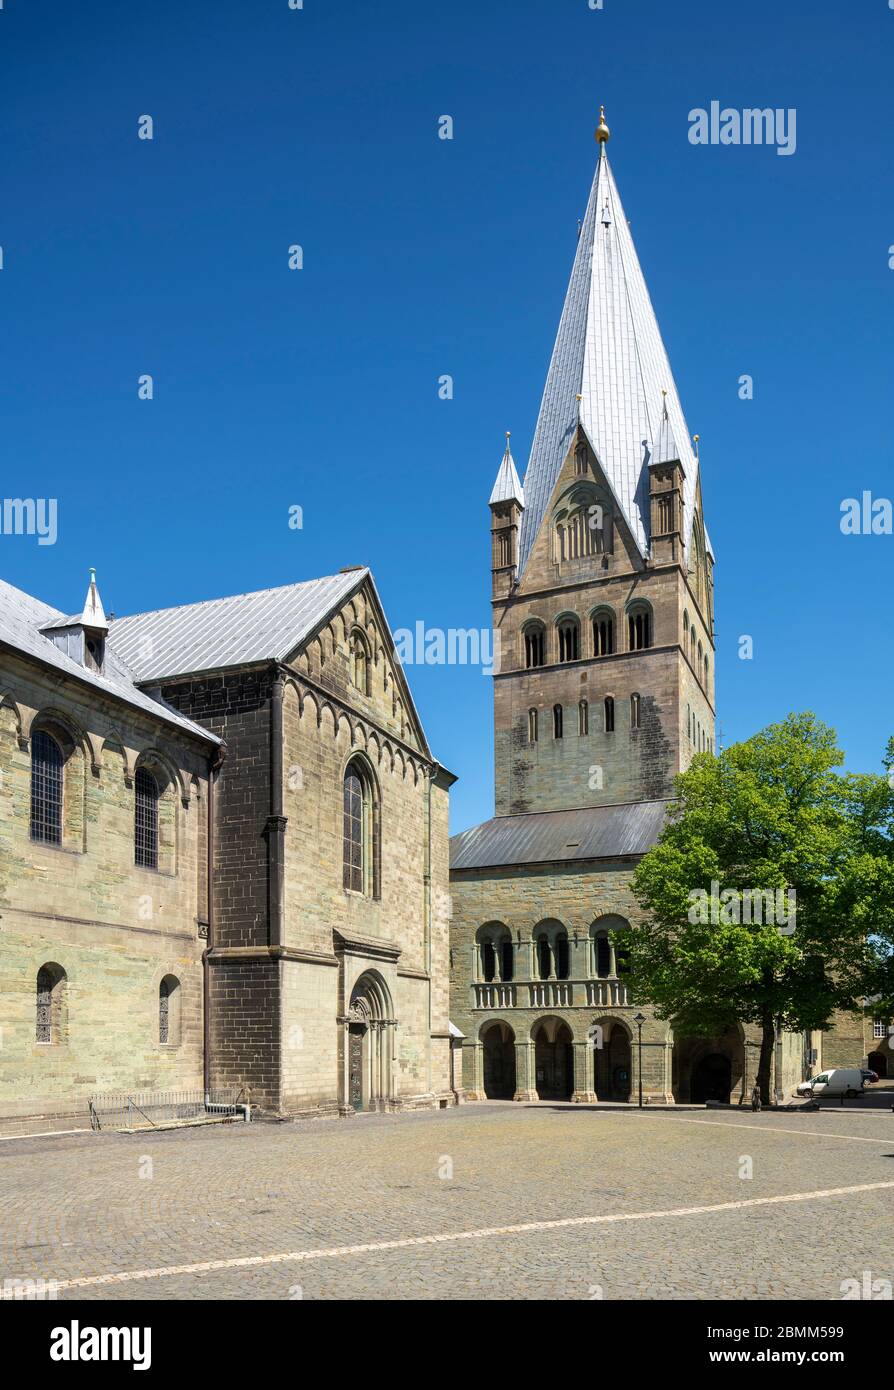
<box><xmin>1</xmin><ymin>1102</ymin><xmax>892</xmax><ymax>1300</ymax></box>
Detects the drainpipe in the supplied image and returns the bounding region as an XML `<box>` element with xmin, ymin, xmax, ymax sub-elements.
<box><xmin>203</xmin><ymin>742</ymin><xmax>226</xmax><ymax>1096</ymax></box>
<box><xmin>424</xmin><ymin>767</ymin><xmax>433</xmax><ymax>1098</ymax></box>
<box><xmin>267</xmin><ymin>668</ymin><xmax>287</xmax><ymax>949</ymax></box>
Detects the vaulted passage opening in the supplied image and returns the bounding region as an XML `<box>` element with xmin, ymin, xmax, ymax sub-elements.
<box><xmin>481</xmin><ymin>1021</ymin><xmax>516</xmax><ymax>1099</ymax></box>
<box><xmin>594</xmin><ymin>1019</ymin><xmax>631</xmax><ymax>1101</ymax></box>
<box><xmin>533</xmin><ymin>1018</ymin><xmax>573</xmax><ymax>1101</ymax></box>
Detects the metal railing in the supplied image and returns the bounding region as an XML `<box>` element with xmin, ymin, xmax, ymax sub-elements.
<box><xmin>88</xmin><ymin>1089</ymin><xmax>250</xmax><ymax>1132</ymax></box>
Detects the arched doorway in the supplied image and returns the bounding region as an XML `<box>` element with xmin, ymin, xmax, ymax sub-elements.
<box><xmin>533</xmin><ymin>1018</ymin><xmax>573</xmax><ymax>1100</ymax></box>
<box><xmin>481</xmin><ymin>1021</ymin><xmax>516</xmax><ymax>1099</ymax></box>
<box><xmin>346</xmin><ymin>971</ymin><xmax>395</xmax><ymax>1112</ymax></box>
<box><xmin>672</xmin><ymin>1025</ymin><xmax>744</xmax><ymax>1104</ymax></box>
<box><xmin>593</xmin><ymin>1019</ymin><xmax>632</xmax><ymax>1101</ymax></box>
<box><xmin>691</xmin><ymin>1052</ymin><xmax>732</xmax><ymax>1104</ymax></box>
<box><xmin>868</xmin><ymin>1051</ymin><xmax>888</xmax><ymax>1079</ymax></box>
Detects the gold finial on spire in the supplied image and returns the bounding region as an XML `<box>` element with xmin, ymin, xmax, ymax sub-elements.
<box><xmin>595</xmin><ymin>104</ymin><xmax>610</xmax><ymax>145</ymax></box>
<box><xmin>693</xmin><ymin>433</ymin><xmax>700</xmax><ymax>458</ymax></box>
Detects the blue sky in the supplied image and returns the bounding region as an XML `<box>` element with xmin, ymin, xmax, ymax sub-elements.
<box><xmin>2</xmin><ymin>0</ymin><xmax>892</xmax><ymax>833</ymax></box>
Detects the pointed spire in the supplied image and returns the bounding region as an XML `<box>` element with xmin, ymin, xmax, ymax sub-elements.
<box><xmin>79</xmin><ymin>567</ymin><xmax>108</xmax><ymax>632</ymax></box>
<box><xmin>489</xmin><ymin>432</ymin><xmax>525</xmax><ymax>507</ymax></box>
<box><xmin>654</xmin><ymin>389</ymin><xmax>681</xmax><ymax>465</ymax></box>
<box><xmin>516</xmin><ymin>126</ymin><xmax>701</xmax><ymax>576</ymax></box>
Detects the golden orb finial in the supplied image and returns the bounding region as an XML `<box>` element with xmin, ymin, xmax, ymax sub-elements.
<box><xmin>595</xmin><ymin>104</ymin><xmax>610</xmax><ymax>145</ymax></box>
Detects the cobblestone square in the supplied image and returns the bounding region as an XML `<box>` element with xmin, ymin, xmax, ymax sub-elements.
<box><xmin>1</xmin><ymin>1102</ymin><xmax>892</xmax><ymax>1301</ymax></box>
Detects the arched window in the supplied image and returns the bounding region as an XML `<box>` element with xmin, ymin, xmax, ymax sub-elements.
<box><xmin>604</xmin><ymin>696</ymin><xmax>615</xmax><ymax>733</ymax></box>
<box><xmin>697</xmin><ymin>640</ymin><xmax>703</xmax><ymax>678</ymax></box>
<box><xmin>524</xmin><ymin>624</ymin><xmax>545</xmax><ymax>669</ymax></box>
<box><xmin>350</xmin><ymin>630</ymin><xmax>370</xmax><ymax>695</ymax></box>
<box><xmin>477</xmin><ymin>924</ymin><xmax>513</xmax><ymax>983</ymax></box>
<box><xmin>158</xmin><ymin>975</ymin><xmax>182</xmax><ymax>1046</ymax></box>
<box><xmin>553</xmin><ymin>704</ymin><xmax>563</xmax><ymax>739</ymax></box>
<box><xmin>135</xmin><ymin>767</ymin><xmax>159</xmax><ymax>869</ymax></box>
<box><xmin>630</xmin><ymin>693</ymin><xmax>641</xmax><ymax>731</ymax></box>
<box><xmin>683</xmin><ymin>611</ymin><xmax>689</xmax><ymax>654</ymax></box>
<box><xmin>557</xmin><ymin>617</ymin><xmax>580</xmax><ymax>663</ymax></box>
<box><xmin>555</xmin><ymin>932</ymin><xmax>570</xmax><ymax>980</ymax></box>
<box><xmin>536</xmin><ymin>934</ymin><xmax>551</xmax><ymax>980</ymax></box>
<box><xmin>30</xmin><ymin>730</ymin><xmax>63</xmax><ymax>845</ymax></box>
<box><xmin>704</xmin><ymin>653</ymin><xmax>710</xmax><ymax>688</ymax></box>
<box><xmin>528</xmin><ymin>708</ymin><xmax>538</xmax><ymax>744</ymax></box>
<box><xmin>595</xmin><ymin>934</ymin><xmax>612</xmax><ymax>978</ymax></box>
<box><xmin>578</xmin><ymin>699</ymin><xmax>589</xmax><ymax>736</ymax></box>
<box><xmin>36</xmin><ymin>963</ymin><xmax>66</xmax><ymax>1044</ymax></box>
<box><xmin>343</xmin><ymin>759</ymin><xmax>378</xmax><ymax>896</ymax></box>
<box><xmin>628</xmin><ymin>606</ymin><xmax>652</xmax><ymax>651</ymax></box>
<box><xmin>592</xmin><ymin>611</ymin><xmax>615</xmax><ymax>656</ymax></box>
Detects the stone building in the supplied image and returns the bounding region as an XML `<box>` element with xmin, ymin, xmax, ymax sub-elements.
<box><xmin>0</xmin><ymin>564</ymin><xmax>454</xmax><ymax>1129</ymax></box>
<box><xmin>449</xmin><ymin>113</ymin><xmax>806</xmax><ymax>1106</ymax></box>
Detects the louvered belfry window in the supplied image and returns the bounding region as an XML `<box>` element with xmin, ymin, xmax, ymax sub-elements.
<box><xmin>343</xmin><ymin>766</ymin><xmax>364</xmax><ymax>893</ymax></box>
<box><xmin>135</xmin><ymin>767</ymin><xmax>159</xmax><ymax>869</ymax></box>
<box><xmin>30</xmin><ymin>730</ymin><xmax>63</xmax><ymax>844</ymax></box>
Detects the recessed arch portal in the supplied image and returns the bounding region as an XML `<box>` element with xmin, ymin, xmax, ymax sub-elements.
<box><xmin>345</xmin><ymin>970</ymin><xmax>395</xmax><ymax>1112</ymax></box>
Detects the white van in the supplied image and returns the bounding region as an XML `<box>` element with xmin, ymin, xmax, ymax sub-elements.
<box><xmin>796</xmin><ymin>1068</ymin><xmax>865</xmax><ymax>1099</ymax></box>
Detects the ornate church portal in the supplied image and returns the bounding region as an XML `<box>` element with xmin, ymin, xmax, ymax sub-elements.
<box><xmin>343</xmin><ymin>971</ymin><xmax>397</xmax><ymax>1112</ymax></box>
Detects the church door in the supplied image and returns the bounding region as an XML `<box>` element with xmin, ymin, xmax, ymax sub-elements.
<box><xmin>349</xmin><ymin>1023</ymin><xmax>365</xmax><ymax>1110</ymax></box>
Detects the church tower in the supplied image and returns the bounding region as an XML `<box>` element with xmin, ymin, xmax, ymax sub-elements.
<box><xmin>491</xmin><ymin>108</ymin><xmax>715</xmax><ymax>816</ymax></box>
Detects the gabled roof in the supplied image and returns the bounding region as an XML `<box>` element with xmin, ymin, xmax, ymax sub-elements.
<box><xmin>450</xmin><ymin>799</ymin><xmax>670</xmax><ymax>871</ymax></box>
<box><xmin>517</xmin><ymin>145</ymin><xmax>701</xmax><ymax>575</ymax></box>
<box><xmin>108</xmin><ymin>567</ymin><xmax>435</xmax><ymax>759</ymax></box>
<box><xmin>108</xmin><ymin>570</ymin><xmax>369</xmax><ymax>682</ymax></box>
<box><xmin>0</xmin><ymin>578</ymin><xmax>218</xmax><ymax>746</ymax></box>
<box><xmin>489</xmin><ymin>435</ymin><xmax>525</xmax><ymax>507</ymax></box>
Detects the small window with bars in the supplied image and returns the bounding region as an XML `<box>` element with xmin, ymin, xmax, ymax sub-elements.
<box><xmin>135</xmin><ymin>767</ymin><xmax>160</xmax><ymax>869</ymax></box>
<box><xmin>159</xmin><ymin>977</ymin><xmax>171</xmax><ymax>1044</ymax></box>
<box><xmin>36</xmin><ymin>963</ymin><xmax>65</xmax><ymax>1044</ymax></box>
<box><xmin>30</xmin><ymin>730</ymin><xmax>63</xmax><ymax>845</ymax></box>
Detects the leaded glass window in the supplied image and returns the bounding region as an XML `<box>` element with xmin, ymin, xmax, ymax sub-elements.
<box><xmin>135</xmin><ymin>767</ymin><xmax>159</xmax><ymax>869</ymax></box>
<box><xmin>31</xmin><ymin>730</ymin><xmax>63</xmax><ymax>844</ymax></box>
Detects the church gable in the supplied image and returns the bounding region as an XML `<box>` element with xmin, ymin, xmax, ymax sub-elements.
<box><xmin>518</xmin><ymin>428</ymin><xmax>644</xmax><ymax>595</ymax></box>
<box><xmin>284</xmin><ymin>577</ymin><xmax>427</xmax><ymax>755</ymax></box>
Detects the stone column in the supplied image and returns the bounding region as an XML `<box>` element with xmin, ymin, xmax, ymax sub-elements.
<box><xmin>572</xmin><ymin>1041</ymin><xmax>597</xmax><ymax>1104</ymax></box>
<box><xmin>465</xmin><ymin>1040</ymin><xmax>484</xmax><ymax>1101</ymax></box>
<box><xmin>570</xmin><ymin>931</ymin><xmax>590</xmax><ymax>981</ymax></box>
<box><xmin>513</xmin><ymin>1040</ymin><xmax>537</xmax><ymax>1102</ymax></box>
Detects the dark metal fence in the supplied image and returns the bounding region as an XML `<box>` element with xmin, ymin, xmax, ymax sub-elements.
<box><xmin>88</xmin><ymin>1089</ymin><xmax>249</xmax><ymax>1132</ymax></box>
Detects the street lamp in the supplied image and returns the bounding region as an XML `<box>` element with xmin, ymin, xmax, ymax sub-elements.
<box><xmin>633</xmin><ymin>1011</ymin><xmax>646</xmax><ymax>1109</ymax></box>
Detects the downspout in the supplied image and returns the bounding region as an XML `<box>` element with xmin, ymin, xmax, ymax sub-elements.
<box><xmin>203</xmin><ymin>742</ymin><xmax>225</xmax><ymax>1096</ymax></box>
<box><xmin>268</xmin><ymin>668</ymin><xmax>286</xmax><ymax>949</ymax></box>
<box><xmin>424</xmin><ymin>767</ymin><xmax>433</xmax><ymax>1099</ymax></box>
<box><xmin>267</xmin><ymin>668</ymin><xmax>287</xmax><ymax>1117</ymax></box>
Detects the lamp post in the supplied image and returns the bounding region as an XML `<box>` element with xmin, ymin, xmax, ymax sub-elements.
<box><xmin>633</xmin><ymin>1011</ymin><xmax>646</xmax><ymax>1109</ymax></box>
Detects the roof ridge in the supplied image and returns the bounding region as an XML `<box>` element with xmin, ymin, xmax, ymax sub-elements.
<box><xmin>114</xmin><ymin>569</ymin><xmax>367</xmax><ymax>624</ymax></box>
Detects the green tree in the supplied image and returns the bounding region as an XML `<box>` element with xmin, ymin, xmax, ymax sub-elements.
<box><xmin>620</xmin><ymin>713</ymin><xmax>893</xmax><ymax>1103</ymax></box>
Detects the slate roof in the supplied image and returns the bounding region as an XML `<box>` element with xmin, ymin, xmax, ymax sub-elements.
<box><xmin>450</xmin><ymin>799</ymin><xmax>670</xmax><ymax>871</ymax></box>
<box><xmin>0</xmin><ymin>578</ymin><xmax>219</xmax><ymax>745</ymax></box>
<box><xmin>517</xmin><ymin>146</ymin><xmax>703</xmax><ymax>575</ymax></box>
<box><xmin>488</xmin><ymin>438</ymin><xmax>525</xmax><ymax>507</ymax></box>
<box><xmin>108</xmin><ymin>570</ymin><xmax>369</xmax><ymax>682</ymax></box>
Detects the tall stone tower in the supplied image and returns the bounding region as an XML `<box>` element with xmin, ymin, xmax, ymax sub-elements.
<box><xmin>490</xmin><ymin>109</ymin><xmax>715</xmax><ymax>816</ymax></box>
